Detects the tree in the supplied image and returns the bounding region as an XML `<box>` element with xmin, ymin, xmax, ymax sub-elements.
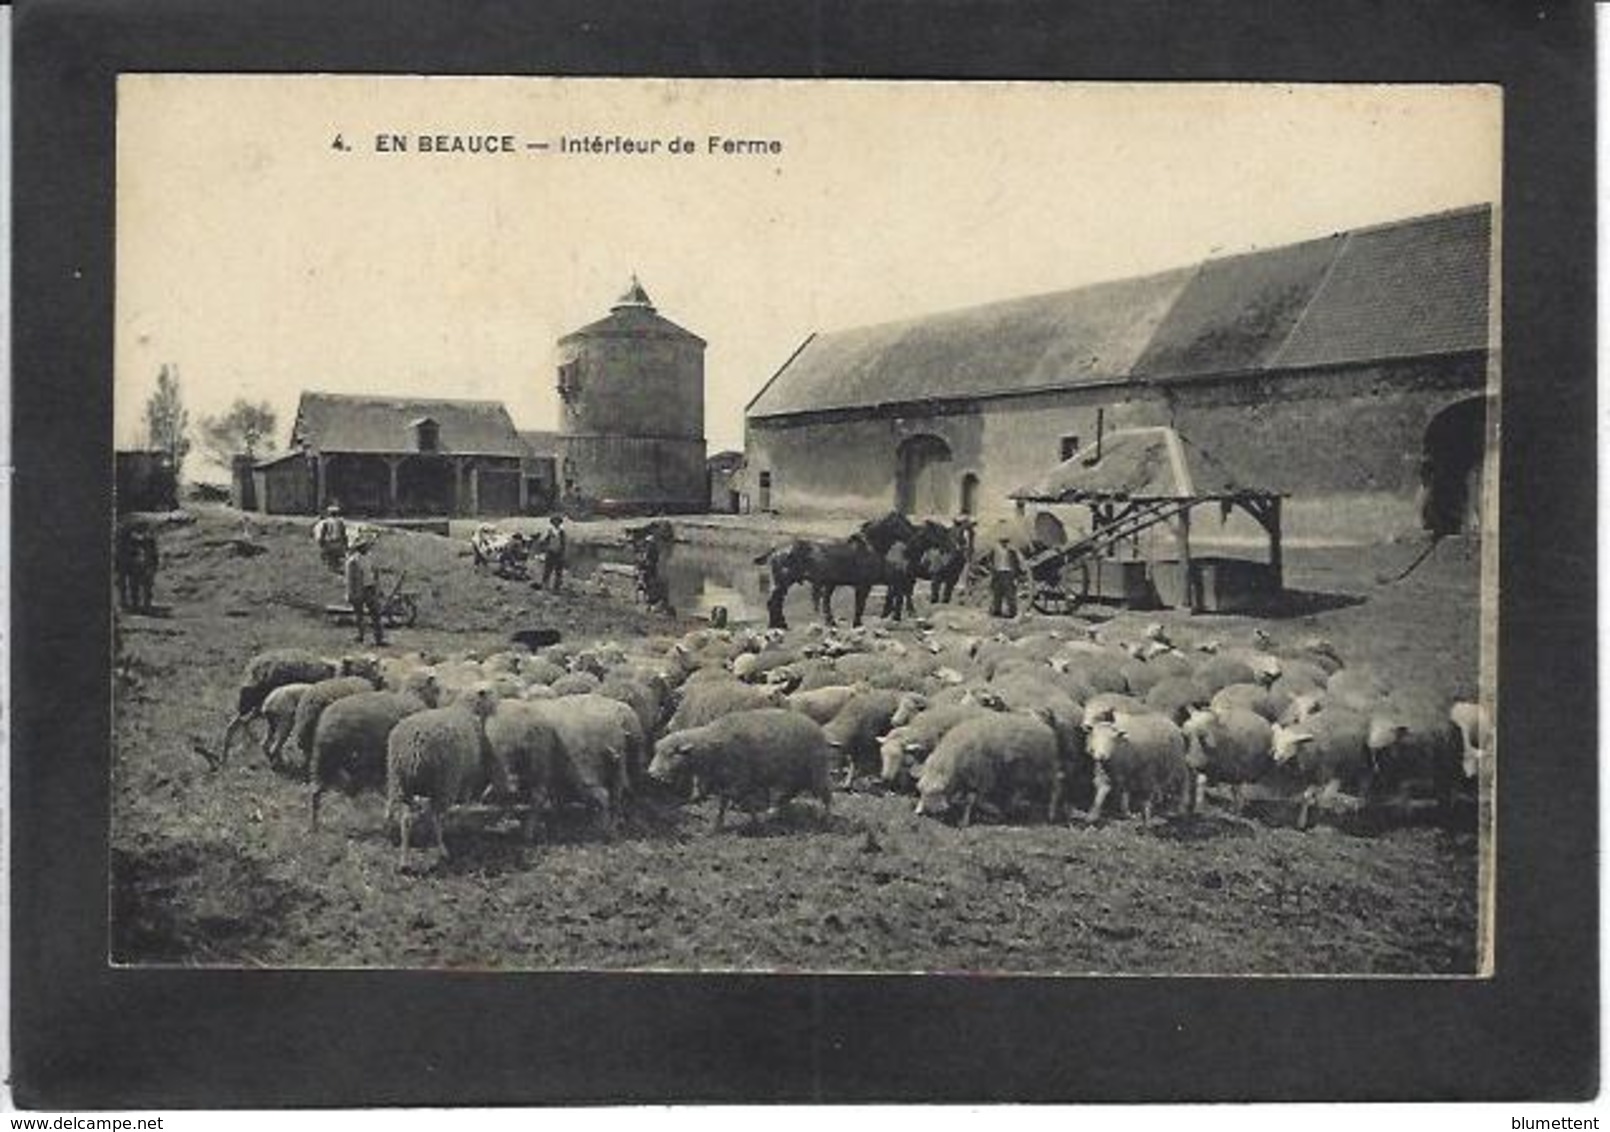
<box><xmin>143</xmin><ymin>364</ymin><xmax>192</xmax><ymax>480</ymax></box>
<box><xmin>198</xmin><ymin>398</ymin><xmax>278</xmax><ymax>472</ymax></box>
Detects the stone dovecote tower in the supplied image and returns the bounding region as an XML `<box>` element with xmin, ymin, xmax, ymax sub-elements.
<box><xmin>556</xmin><ymin>276</ymin><xmax>707</xmax><ymax>513</ymax></box>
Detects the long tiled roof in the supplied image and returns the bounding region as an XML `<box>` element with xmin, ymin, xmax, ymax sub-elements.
<box><xmin>292</xmin><ymin>393</ymin><xmax>528</xmax><ymax>457</ymax></box>
<box><xmin>749</xmin><ymin>205</ymin><xmax>1492</xmax><ymax>418</ymax></box>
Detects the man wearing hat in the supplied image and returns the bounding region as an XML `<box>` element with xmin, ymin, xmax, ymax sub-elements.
<box><xmin>343</xmin><ymin>530</ymin><xmax>386</xmax><ymax>646</ymax></box>
<box><xmin>313</xmin><ymin>503</ymin><xmax>348</xmax><ymax>573</ymax></box>
<box><xmin>988</xmin><ymin>534</ymin><xmax>1023</xmax><ymax>619</ymax></box>
<box><xmin>539</xmin><ymin>514</ymin><xmax>568</xmax><ymax>593</ymax></box>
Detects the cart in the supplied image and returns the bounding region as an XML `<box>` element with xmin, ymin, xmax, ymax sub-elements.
<box><xmin>324</xmin><ymin>569</ymin><xmax>420</xmax><ymax>629</ymax></box>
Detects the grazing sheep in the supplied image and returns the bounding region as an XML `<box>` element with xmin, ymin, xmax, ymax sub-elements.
<box><xmin>1144</xmin><ymin>676</ymin><xmax>1209</xmax><ymax>725</ymax></box>
<box><xmin>1190</xmin><ymin>656</ymin><xmax>1259</xmax><ymax>698</ymax></box>
<box><xmin>913</xmin><ymin>713</ymin><xmax>1063</xmax><ymax>827</ymax></box>
<box><xmin>597</xmin><ymin>675</ymin><xmax>661</xmax><ymax>740</ymax></box>
<box><xmin>648</xmin><ymin>709</ymin><xmax>833</xmax><ymax>830</ymax></box>
<box><xmin>1180</xmin><ymin>707</ymin><xmax>1275</xmax><ymax>812</ymax></box>
<box><xmin>482</xmin><ymin>700</ymin><xmax>568</xmax><ymax>841</ymax></box>
<box><xmin>516</xmin><ymin>656</ymin><xmax>568</xmax><ymax>686</ymax></box>
<box><xmin>666</xmin><ymin>680</ymin><xmax>786</xmax><ymax>734</ymax></box>
<box><xmin>1059</xmin><ymin>657</ymin><xmax>1129</xmax><ymax>696</ymax></box>
<box><xmin>291</xmin><ymin>675</ymin><xmax>383</xmax><ymax>776</ymax></box>
<box><xmin>1366</xmin><ymin>693</ymin><xmax>1466</xmax><ymax>814</ymax></box>
<box><xmin>258</xmin><ymin>682</ymin><xmax>313</xmax><ymax>769</ymax></box>
<box><xmin>1208</xmin><ymin>682</ymin><xmax>1290</xmax><ymax>724</ymax></box>
<box><xmin>1270</xmin><ymin>707</ymin><xmax>1375</xmax><ymax>830</ymax></box>
<box><xmin>521</xmin><ymin>695</ymin><xmax>642</xmax><ymax>829</ymax></box>
<box><xmin>823</xmin><ymin>689</ymin><xmax>914</xmax><ymax>785</ymax></box>
<box><xmin>1450</xmin><ymin>700</ymin><xmax>1491</xmax><ymax>779</ymax></box>
<box><xmin>1081</xmin><ymin>692</ymin><xmax>1153</xmax><ymax>731</ymax></box>
<box><xmin>1119</xmin><ymin>658</ymin><xmax>1167</xmax><ymax>697</ymax></box>
<box><xmin>550</xmin><ymin>671</ymin><xmax>602</xmax><ymax>697</ymax></box>
<box><xmin>309</xmin><ymin>672</ymin><xmax>440</xmax><ymax>829</ymax></box>
<box><xmin>787</xmin><ymin>684</ymin><xmax>865</xmax><ymax>726</ymax></box>
<box><xmin>220</xmin><ymin>648</ymin><xmax>352</xmax><ymax>764</ymax></box>
<box><xmin>878</xmin><ymin>702</ymin><xmax>993</xmax><ymax>788</ymax></box>
<box><xmin>385</xmin><ymin>686</ymin><xmax>513</xmax><ymax>871</ymax></box>
<box><xmin>1086</xmin><ymin>714</ymin><xmax>1192</xmax><ymax>823</ymax></box>
<box><xmin>1326</xmin><ymin>666</ymin><xmax>1392</xmax><ymax>713</ymax></box>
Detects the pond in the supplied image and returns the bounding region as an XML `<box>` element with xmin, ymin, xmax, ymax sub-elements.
<box><xmin>564</xmin><ymin>540</ymin><xmax>825</xmax><ymax>627</ymax></box>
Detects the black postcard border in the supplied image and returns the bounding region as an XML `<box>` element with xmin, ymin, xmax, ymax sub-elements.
<box><xmin>11</xmin><ymin>0</ymin><xmax>1597</xmax><ymax>1108</ymax></box>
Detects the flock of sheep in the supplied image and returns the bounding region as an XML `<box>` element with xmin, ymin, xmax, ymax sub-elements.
<box><xmin>208</xmin><ymin>610</ymin><xmax>1490</xmax><ymax>871</ymax></box>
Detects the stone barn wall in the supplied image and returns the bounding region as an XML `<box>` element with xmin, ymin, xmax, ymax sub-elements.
<box><xmin>747</xmin><ymin>351</ymin><xmax>1489</xmax><ymax>543</ymax></box>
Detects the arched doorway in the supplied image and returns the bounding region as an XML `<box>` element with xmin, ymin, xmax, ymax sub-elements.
<box><xmin>896</xmin><ymin>434</ymin><xmax>953</xmax><ymax>515</ymax></box>
<box><xmin>959</xmin><ymin>473</ymin><xmax>980</xmax><ymax>517</ymax></box>
<box><xmin>1420</xmin><ymin>396</ymin><xmax>1486</xmax><ymax>536</ymax></box>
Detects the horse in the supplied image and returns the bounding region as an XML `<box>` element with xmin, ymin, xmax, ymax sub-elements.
<box><xmin>753</xmin><ymin>511</ymin><xmax>919</xmax><ymax>629</ymax></box>
<box><xmin>909</xmin><ymin>520</ymin><xmax>967</xmax><ymax>604</ymax></box>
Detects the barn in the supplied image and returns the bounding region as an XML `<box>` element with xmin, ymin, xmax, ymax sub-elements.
<box><xmin>251</xmin><ymin>393</ymin><xmax>532</xmax><ymax>518</ymax></box>
<box><xmin>744</xmin><ymin>205</ymin><xmax>1494</xmax><ymax>543</ymax></box>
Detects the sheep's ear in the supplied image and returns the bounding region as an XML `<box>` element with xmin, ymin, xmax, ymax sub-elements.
<box><xmin>1112</xmin><ymin>725</ymin><xmax>1128</xmax><ymax>740</ymax></box>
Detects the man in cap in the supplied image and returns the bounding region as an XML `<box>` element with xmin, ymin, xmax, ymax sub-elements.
<box><xmin>343</xmin><ymin>530</ymin><xmax>385</xmax><ymax>646</ymax></box>
<box><xmin>988</xmin><ymin>534</ymin><xmax>1023</xmax><ymax>619</ymax></box>
<box><xmin>313</xmin><ymin>504</ymin><xmax>348</xmax><ymax>573</ymax></box>
<box><xmin>539</xmin><ymin>514</ymin><xmax>567</xmax><ymax>593</ymax></box>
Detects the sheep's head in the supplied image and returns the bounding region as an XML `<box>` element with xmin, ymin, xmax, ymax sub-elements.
<box><xmin>1087</xmin><ymin>722</ymin><xmax>1125</xmax><ymax>763</ymax></box>
<box><xmin>460</xmin><ymin>683</ymin><xmax>501</xmax><ymax>721</ymax></box>
<box><xmin>1250</xmin><ymin>655</ymin><xmax>1283</xmax><ymax>687</ymax></box>
<box><xmin>340</xmin><ymin>654</ymin><xmax>383</xmax><ymax>683</ymax></box>
<box><xmin>1269</xmin><ymin>724</ymin><xmax>1313</xmax><ymax>764</ymax></box>
<box><xmin>402</xmin><ymin>670</ymin><xmax>442</xmax><ymax>708</ymax></box>
<box><xmin>648</xmin><ymin>733</ymin><xmax>695</xmax><ymax>782</ymax></box>
<box><xmin>1286</xmin><ymin>692</ymin><xmax>1325</xmax><ymax>723</ymax></box>
<box><xmin>1366</xmin><ymin>716</ymin><xmax>1410</xmax><ymax>754</ymax></box>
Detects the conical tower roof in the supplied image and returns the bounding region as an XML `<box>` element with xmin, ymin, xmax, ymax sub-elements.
<box><xmin>560</xmin><ymin>275</ymin><xmax>705</xmax><ymax>345</ymax></box>
<box><xmin>611</xmin><ymin>274</ymin><xmax>655</xmax><ymax>312</ymax></box>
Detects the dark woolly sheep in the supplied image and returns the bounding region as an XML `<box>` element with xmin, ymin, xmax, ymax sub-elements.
<box><xmin>309</xmin><ymin>672</ymin><xmax>440</xmax><ymax>829</ymax></box>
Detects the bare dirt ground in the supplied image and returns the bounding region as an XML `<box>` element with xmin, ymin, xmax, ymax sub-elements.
<box><xmin>111</xmin><ymin>505</ymin><xmax>1483</xmax><ymax>974</ymax></box>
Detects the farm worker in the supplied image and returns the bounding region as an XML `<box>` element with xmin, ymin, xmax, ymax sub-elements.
<box><xmin>115</xmin><ymin>520</ymin><xmax>160</xmax><ymax>612</ymax></box>
<box><xmin>988</xmin><ymin>535</ymin><xmax>1023</xmax><ymax>619</ymax></box>
<box><xmin>953</xmin><ymin>514</ymin><xmax>977</xmax><ymax>561</ymax></box>
<box><xmin>343</xmin><ymin>531</ymin><xmax>386</xmax><ymax>646</ymax></box>
<box><xmin>540</xmin><ymin>514</ymin><xmax>567</xmax><ymax>593</ymax></box>
<box><xmin>313</xmin><ymin>504</ymin><xmax>348</xmax><ymax>573</ymax></box>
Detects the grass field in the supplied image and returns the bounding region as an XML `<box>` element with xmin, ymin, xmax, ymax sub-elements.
<box><xmin>111</xmin><ymin>505</ymin><xmax>1486</xmax><ymax>974</ymax></box>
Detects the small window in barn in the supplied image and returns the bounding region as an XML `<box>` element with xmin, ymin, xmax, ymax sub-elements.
<box><xmin>412</xmin><ymin>417</ymin><xmax>440</xmax><ymax>453</ymax></box>
<box><xmin>1060</xmin><ymin>434</ymin><xmax>1081</xmax><ymax>461</ymax></box>
<box><xmin>557</xmin><ymin>361</ymin><xmax>580</xmax><ymax>402</ymax></box>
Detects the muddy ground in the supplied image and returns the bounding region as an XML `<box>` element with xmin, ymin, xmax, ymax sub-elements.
<box><xmin>111</xmin><ymin>505</ymin><xmax>1485</xmax><ymax>973</ymax></box>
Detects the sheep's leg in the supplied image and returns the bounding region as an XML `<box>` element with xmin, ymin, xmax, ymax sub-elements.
<box><xmin>1231</xmin><ymin>782</ymin><xmax>1245</xmax><ymax>813</ymax></box>
<box><xmin>309</xmin><ymin>786</ymin><xmax>324</xmax><ymax>830</ymax></box>
<box><xmin>960</xmin><ymin>792</ymin><xmax>976</xmax><ymax>829</ymax></box>
<box><xmin>397</xmin><ymin>807</ymin><xmax>415</xmax><ymax>871</ymax></box>
<box><xmin>1048</xmin><ymin>775</ymin><xmax>1064</xmax><ymax>824</ymax></box>
<box><xmin>714</xmin><ymin>795</ymin><xmax>728</xmax><ymax>831</ymax></box>
<box><xmin>1296</xmin><ymin>785</ymin><xmax>1319</xmax><ymax>830</ymax></box>
<box><xmin>1089</xmin><ymin>780</ymin><xmax>1110</xmax><ymax>822</ymax></box>
<box><xmin>433</xmin><ymin>804</ymin><xmax>450</xmax><ymax>861</ymax></box>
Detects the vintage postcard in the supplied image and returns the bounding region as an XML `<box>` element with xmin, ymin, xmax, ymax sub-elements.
<box><xmin>110</xmin><ymin>75</ymin><xmax>1499</xmax><ymax>975</ymax></box>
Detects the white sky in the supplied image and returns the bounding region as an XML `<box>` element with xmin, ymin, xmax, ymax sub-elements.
<box><xmin>115</xmin><ymin>77</ymin><xmax>1500</xmax><ymax>468</ymax></box>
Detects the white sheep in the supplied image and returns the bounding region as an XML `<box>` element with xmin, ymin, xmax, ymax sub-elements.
<box><xmin>258</xmin><ymin>682</ymin><xmax>313</xmax><ymax>769</ymax></box>
<box><xmin>1181</xmin><ymin>706</ymin><xmax>1275</xmax><ymax>812</ymax></box>
<box><xmin>1086</xmin><ymin>714</ymin><xmax>1192</xmax><ymax>823</ymax></box>
<box><xmin>385</xmin><ymin>685</ymin><xmax>512</xmax><ymax>871</ymax></box>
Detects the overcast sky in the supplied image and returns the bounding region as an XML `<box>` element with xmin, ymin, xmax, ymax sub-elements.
<box><xmin>115</xmin><ymin>77</ymin><xmax>1500</xmax><ymax>470</ymax></box>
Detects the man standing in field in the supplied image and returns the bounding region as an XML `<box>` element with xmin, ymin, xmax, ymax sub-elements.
<box><xmin>313</xmin><ymin>504</ymin><xmax>347</xmax><ymax>573</ymax></box>
<box><xmin>343</xmin><ymin>531</ymin><xmax>385</xmax><ymax>646</ymax></box>
<box><xmin>989</xmin><ymin>534</ymin><xmax>1023</xmax><ymax>619</ymax></box>
<box><xmin>539</xmin><ymin>514</ymin><xmax>567</xmax><ymax>593</ymax></box>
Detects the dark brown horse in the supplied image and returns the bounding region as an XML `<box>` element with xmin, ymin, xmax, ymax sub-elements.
<box><xmin>754</xmin><ymin>513</ymin><xmax>959</xmax><ymax>628</ymax></box>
